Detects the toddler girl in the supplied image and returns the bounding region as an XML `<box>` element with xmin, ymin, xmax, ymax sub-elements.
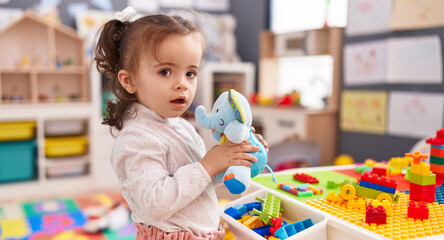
<box><xmin>94</xmin><ymin>7</ymin><xmax>267</xmax><ymax>239</ymax></box>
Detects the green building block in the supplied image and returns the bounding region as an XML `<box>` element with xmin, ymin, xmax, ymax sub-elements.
<box><xmin>252</xmin><ymin>193</ymin><xmax>282</xmax><ymax>225</ymax></box>
<box><xmin>354</xmin><ymin>184</ymin><xmax>399</xmax><ymax>203</ymax></box>
<box><xmin>355</xmin><ymin>165</ymin><xmax>372</xmax><ymax>173</ymax></box>
<box><xmin>409</xmin><ymin>173</ymin><xmax>436</xmax><ymax>186</ymax></box>
<box><xmin>430</xmin><ymin>156</ymin><xmax>444</xmax><ymax>165</ymax></box>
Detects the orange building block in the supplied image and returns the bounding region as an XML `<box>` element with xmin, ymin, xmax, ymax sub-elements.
<box><xmin>431</xmin><ymin>148</ymin><xmax>444</xmax><ymax>158</ymax></box>
<box><xmin>431</xmin><ymin>163</ymin><xmax>444</xmax><ymax>174</ymax></box>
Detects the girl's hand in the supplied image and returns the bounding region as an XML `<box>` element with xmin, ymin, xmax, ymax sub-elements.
<box><xmin>251</xmin><ymin>126</ymin><xmax>269</xmax><ymax>153</ymax></box>
<box><xmin>200</xmin><ymin>141</ymin><xmax>259</xmax><ymax>177</ymax></box>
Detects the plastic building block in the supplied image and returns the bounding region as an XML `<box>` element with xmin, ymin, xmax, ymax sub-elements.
<box><xmin>252</xmin><ymin>193</ymin><xmax>282</xmax><ymax>225</ymax></box>
<box><xmin>407</xmin><ymin>201</ymin><xmax>429</xmax><ymax>220</ymax></box>
<box><xmin>243</xmin><ymin>216</ymin><xmax>264</xmax><ymax>229</ymax></box>
<box><xmin>353</xmin><ymin>184</ymin><xmax>399</xmax><ymax>203</ymax></box>
<box><xmin>410</xmin><ymin>182</ymin><xmax>436</xmax><ymax>203</ymax></box>
<box><xmin>224</xmin><ymin>205</ymin><xmax>246</xmax><ymax>220</ymax></box>
<box><xmin>431</xmin><ymin>163</ymin><xmax>444</xmax><ymax>174</ymax></box>
<box><xmin>359</xmin><ymin>180</ymin><xmax>396</xmax><ymax>194</ymax></box>
<box><xmin>372</xmin><ymin>164</ymin><xmax>389</xmax><ymax>177</ymax></box>
<box><xmin>435</xmin><ymin>183</ymin><xmax>444</xmax><ymax>204</ymax></box>
<box><xmin>364</xmin><ymin>158</ymin><xmax>377</xmax><ymax>166</ymax></box>
<box><xmin>251</xmin><ymin>224</ymin><xmax>271</xmax><ymax>237</ymax></box>
<box><xmin>306</xmin><ymin>192</ymin><xmax>444</xmax><ymax>239</ymax></box>
<box><xmin>308</xmin><ymin>185</ymin><xmax>323</xmax><ymax>195</ymax></box>
<box><xmin>411</xmin><ymin>162</ymin><xmax>431</xmax><ymax>176</ymax></box>
<box><xmin>360</xmin><ymin>172</ymin><xmax>397</xmax><ymax>189</ymax></box>
<box><xmin>371</xmin><ymin>199</ymin><xmax>392</xmax><ymax>216</ymax></box>
<box><xmin>409</xmin><ymin>172</ymin><xmax>436</xmax><ymax>186</ymax></box>
<box><xmin>405</xmin><ymin>151</ymin><xmax>428</xmax><ymax>165</ymax></box>
<box><xmin>365</xmin><ymin>204</ymin><xmax>386</xmax><ymax>225</ymax></box>
<box><xmin>346</xmin><ymin>198</ymin><xmax>365</xmax><ymax>209</ymax></box>
<box><xmin>430</xmin><ymin>156</ymin><xmax>444</xmax><ymax>165</ymax></box>
<box><xmin>269</xmin><ymin>217</ymin><xmax>283</xmax><ymax>237</ymax></box>
<box><xmin>277</xmin><ymin>183</ymin><xmax>321</xmax><ymax>197</ymax></box>
<box><xmin>426</xmin><ymin>128</ymin><xmax>444</xmax><ymax>146</ymax></box>
<box><xmin>238</xmin><ymin>215</ymin><xmax>252</xmax><ymax>223</ymax></box>
<box><xmin>355</xmin><ymin>164</ymin><xmax>372</xmax><ymax>173</ymax></box>
<box><xmin>326</xmin><ymin>180</ymin><xmax>339</xmax><ymax>188</ymax></box>
<box><xmin>274</xmin><ymin>218</ymin><xmax>313</xmax><ymax>239</ymax></box>
<box><xmin>245</xmin><ymin>202</ymin><xmax>262</xmax><ymax>211</ymax></box>
<box><xmin>293</xmin><ymin>173</ymin><xmax>319</xmax><ymax>184</ymax></box>
<box><xmin>431</xmin><ymin>148</ymin><xmax>444</xmax><ymax>157</ymax></box>
<box><xmin>326</xmin><ymin>191</ymin><xmax>344</xmax><ymax>203</ymax></box>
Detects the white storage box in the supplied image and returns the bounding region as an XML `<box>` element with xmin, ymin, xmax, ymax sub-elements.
<box><xmin>220</xmin><ymin>189</ymin><xmax>328</xmax><ymax>240</ymax></box>
<box><xmin>46</xmin><ymin>156</ymin><xmax>88</xmax><ymax>178</ymax></box>
<box><xmin>45</xmin><ymin>120</ymin><xmax>86</xmax><ymax>136</ymax></box>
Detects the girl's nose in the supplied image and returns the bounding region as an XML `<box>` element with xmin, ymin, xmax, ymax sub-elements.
<box><xmin>174</xmin><ymin>76</ymin><xmax>188</xmax><ymax>90</ymax></box>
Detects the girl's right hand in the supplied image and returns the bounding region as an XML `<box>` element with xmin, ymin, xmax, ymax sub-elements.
<box><xmin>200</xmin><ymin>141</ymin><xmax>259</xmax><ymax>178</ymax></box>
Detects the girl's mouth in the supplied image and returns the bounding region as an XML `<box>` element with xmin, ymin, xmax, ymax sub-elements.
<box><xmin>170</xmin><ymin>98</ymin><xmax>185</xmax><ymax>104</ymax></box>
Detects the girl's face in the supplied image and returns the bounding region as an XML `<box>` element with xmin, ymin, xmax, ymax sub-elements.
<box><xmin>132</xmin><ymin>33</ymin><xmax>203</xmax><ymax>118</ymax></box>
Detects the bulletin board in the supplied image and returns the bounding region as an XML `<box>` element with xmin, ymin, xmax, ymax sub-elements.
<box><xmin>340</xmin><ymin>0</ymin><xmax>444</xmax><ymax>162</ymax></box>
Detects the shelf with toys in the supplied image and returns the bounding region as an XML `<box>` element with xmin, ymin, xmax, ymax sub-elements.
<box><xmin>0</xmin><ymin>11</ymin><xmax>95</xmax><ymax>201</ymax></box>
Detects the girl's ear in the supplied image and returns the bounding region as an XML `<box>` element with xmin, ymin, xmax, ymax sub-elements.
<box><xmin>118</xmin><ymin>69</ymin><xmax>136</xmax><ymax>94</ymax></box>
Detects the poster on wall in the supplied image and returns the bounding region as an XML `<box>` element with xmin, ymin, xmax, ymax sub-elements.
<box><xmin>387</xmin><ymin>91</ymin><xmax>444</xmax><ymax>138</ymax></box>
<box><xmin>344</xmin><ymin>40</ymin><xmax>388</xmax><ymax>86</ymax></box>
<box><xmin>195</xmin><ymin>0</ymin><xmax>230</xmax><ymax>12</ymax></box>
<box><xmin>346</xmin><ymin>0</ymin><xmax>393</xmax><ymax>36</ymax></box>
<box><xmin>387</xmin><ymin>35</ymin><xmax>442</xmax><ymax>84</ymax></box>
<box><xmin>340</xmin><ymin>90</ymin><xmax>388</xmax><ymax>135</ymax></box>
<box><xmin>391</xmin><ymin>0</ymin><xmax>444</xmax><ymax>30</ymax></box>
<box><xmin>75</xmin><ymin>10</ymin><xmax>113</xmax><ymax>57</ymax></box>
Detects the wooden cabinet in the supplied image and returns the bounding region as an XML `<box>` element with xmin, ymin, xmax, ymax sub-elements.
<box><xmin>0</xmin><ymin>11</ymin><xmax>94</xmax><ymax>200</ymax></box>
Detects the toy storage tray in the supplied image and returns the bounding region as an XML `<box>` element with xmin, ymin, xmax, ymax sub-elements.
<box><xmin>45</xmin><ymin>136</ymin><xmax>88</xmax><ymax>157</ymax></box>
<box><xmin>0</xmin><ymin>121</ymin><xmax>36</xmax><ymax>141</ymax></box>
<box><xmin>0</xmin><ymin>140</ymin><xmax>36</xmax><ymax>182</ymax></box>
<box><xmin>220</xmin><ymin>189</ymin><xmax>328</xmax><ymax>240</ymax></box>
<box><xmin>45</xmin><ymin>120</ymin><xmax>86</xmax><ymax>136</ymax></box>
<box><xmin>46</xmin><ymin>156</ymin><xmax>88</xmax><ymax>178</ymax></box>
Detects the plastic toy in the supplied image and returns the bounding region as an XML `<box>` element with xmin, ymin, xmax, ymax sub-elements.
<box><xmin>339</xmin><ymin>176</ymin><xmax>399</xmax><ymax>203</ymax></box>
<box><xmin>365</xmin><ymin>204</ymin><xmax>386</xmax><ymax>225</ymax></box>
<box><xmin>372</xmin><ymin>163</ymin><xmax>389</xmax><ymax>177</ymax></box>
<box><xmin>333</xmin><ymin>154</ymin><xmax>354</xmax><ymax>165</ymax></box>
<box><xmin>274</xmin><ymin>218</ymin><xmax>313</xmax><ymax>239</ymax></box>
<box><xmin>293</xmin><ymin>173</ymin><xmax>319</xmax><ymax>184</ymax></box>
<box><xmin>407</xmin><ymin>201</ymin><xmax>428</xmax><ymax>220</ymax></box>
<box><xmin>195</xmin><ymin>89</ymin><xmax>276</xmax><ymax>194</ymax></box>
<box><xmin>427</xmin><ymin>129</ymin><xmax>444</xmax><ymax>184</ymax></box>
<box><xmin>406</xmin><ymin>151</ymin><xmax>436</xmax><ymax>203</ymax></box>
<box><xmin>252</xmin><ymin>193</ymin><xmax>282</xmax><ymax>225</ymax></box>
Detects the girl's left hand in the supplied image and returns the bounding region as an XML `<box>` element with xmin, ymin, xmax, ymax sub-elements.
<box><xmin>251</xmin><ymin>126</ymin><xmax>269</xmax><ymax>153</ymax></box>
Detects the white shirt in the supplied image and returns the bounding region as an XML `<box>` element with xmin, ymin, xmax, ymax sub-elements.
<box><xmin>111</xmin><ymin>103</ymin><xmax>220</xmax><ymax>237</ymax></box>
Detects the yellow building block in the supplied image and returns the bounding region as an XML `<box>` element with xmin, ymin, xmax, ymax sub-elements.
<box><xmin>237</xmin><ymin>215</ymin><xmax>252</xmax><ymax>223</ymax></box>
<box><xmin>371</xmin><ymin>199</ymin><xmax>393</xmax><ymax>216</ymax></box>
<box><xmin>326</xmin><ymin>191</ymin><xmax>344</xmax><ymax>203</ymax></box>
<box><xmin>243</xmin><ymin>216</ymin><xmax>264</xmax><ymax>229</ymax></box>
<box><xmin>411</xmin><ymin>162</ymin><xmax>431</xmax><ymax>176</ymax></box>
<box><xmin>347</xmin><ymin>198</ymin><xmax>365</xmax><ymax>209</ymax></box>
<box><xmin>0</xmin><ymin>218</ymin><xmax>30</xmax><ymax>238</ymax></box>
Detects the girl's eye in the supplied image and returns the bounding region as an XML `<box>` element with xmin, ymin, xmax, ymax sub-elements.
<box><xmin>186</xmin><ymin>71</ymin><xmax>197</xmax><ymax>78</ymax></box>
<box><xmin>160</xmin><ymin>69</ymin><xmax>172</xmax><ymax>76</ymax></box>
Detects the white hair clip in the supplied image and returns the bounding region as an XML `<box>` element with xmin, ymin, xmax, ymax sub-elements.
<box><xmin>114</xmin><ymin>6</ymin><xmax>141</xmax><ymax>22</ymax></box>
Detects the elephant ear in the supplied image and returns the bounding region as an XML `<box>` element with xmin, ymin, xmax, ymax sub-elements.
<box><xmin>228</xmin><ymin>89</ymin><xmax>247</xmax><ymax>124</ymax></box>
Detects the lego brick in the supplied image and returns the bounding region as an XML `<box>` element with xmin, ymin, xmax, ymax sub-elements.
<box><xmin>435</xmin><ymin>183</ymin><xmax>444</xmax><ymax>204</ymax></box>
<box><xmin>355</xmin><ymin>164</ymin><xmax>372</xmax><ymax>173</ymax></box>
<box><xmin>406</xmin><ymin>151</ymin><xmax>428</xmax><ymax>164</ymax></box>
<box><xmin>274</xmin><ymin>218</ymin><xmax>313</xmax><ymax>239</ymax></box>
<box><xmin>293</xmin><ymin>173</ymin><xmax>319</xmax><ymax>184</ymax></box>
<box><xmin>326</xmin><ymin>191</ymin><xmax>344</xmax><ymax>203</ymax></box>
<box><xmin>407</xmin><ymin>201</ymin><xmax>429</xmax><ymax>220</ymax></box>
<box><xmin>243</xmin><ymin>215</ymin><xmax>264</xmax><ymax>229</ymax></box>
<box><xmin>269</xmin><ymin>217</ymin><xmax>283</xmax><ymax>237</ymax></box>
<box><xmin>409</xmin><ymin>172</ymin><xmax>436</xmax><ymax>186</ymax></box>
<box><xmin>355</xmin><ymin>184</ymin><xmax>398</xmax><ymax>203</ymax></box>
<box><xmin>410</xmin><ymin>162</ymin><xmax>431</xmax><ymax>176</ymax></box>
<box><xmin>360</xmin><ymin>172</ymin><xmax>397</xmax><ymax>189</ymax></box>
<box><xmin>431</xmin><ymin>144</ymin><xmax>444</xmax><ymax>149</ymax></box>
<box><xmin>365</xmin><ymin>204</ymin><xmax>386</xmax><ymax>225</ymax></box>
<box><xmin>347</xmin><ymin>198</ymin><xmax>365</xmax><ymax>209</ymax></box>
<box><xmin>253</xmin><ymin>193</ymin><xmax>282</xmax><ymax>225</ymax></box>
<box><xmin>437</xmin><ymin>172</ymin><xmax>444</xmax><ymax>183</ymax></box>
<box><xmin>430</xmin><ymin>156</ymin><xmax>444</xmax><ymax>165</ymax></box>
<box><xmin>372</xmin><ymin>164</ymin><xmax>388</xmax><ymax>177</ymax></box>
<box><xmin>224</xmin><ymin>206</ymin><xmax>245</xmax><ymax>220</ymax></box>
<box><xmin>410</xmin><ymin>182</ymin><xmax>436</xmax><ymax>203</ymax></box>
<box><xmin>359</xmin><ymin>180</ymin><xmax>396</xmax><ymax>194</ymax></box>
<box><xmin>431</xmin><ymin>147</ymin><xmax>444</xmax><ymax>158</ymax></box>
<box><xmin>245</xmin><ymin>202</ymin><xmax>262</xmax><ymax>211</ymax></box>
<box><xmin>430</xmin><ymin>163</ymin><xmax>444</xmax><ymax>174</ymax></box>
<box><xmin>426</xmin><ymin>129</ymin><xmax>444</xmax><ymax>145</ymax></box>
<box><xmin>372</xmin><ymin>199</ymin><xmax>393</xmax><ymax>216</ymax></box>
<box><xmin>251</xmin><ymin>224</ymin><xmax>272</xmax><ymax>237</ymax></box>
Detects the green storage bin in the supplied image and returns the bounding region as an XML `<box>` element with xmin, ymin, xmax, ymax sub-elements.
<box><xmin>0</xmin><ymin>140</ymin><xmax>36</xmax><ymax>183</ymax></box>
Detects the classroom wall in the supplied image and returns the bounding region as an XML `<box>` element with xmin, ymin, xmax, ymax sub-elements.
<box><xmin>339</xmin><ymin>27</ymin><xmax>444</xmax><ymax>162</ymax></box>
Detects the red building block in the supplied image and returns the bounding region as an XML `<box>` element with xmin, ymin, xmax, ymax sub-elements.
<box><xmin>431</xmin><ymin>148</ymin><xmax>444</xmax><ymax>158</ymax></box>
<box><xmin>426</xmin><ymin>129</ymin><xmax>444</xmax><ymax>146</ymax></box>
<box><xmin>408</xmin><ymin>201</ymin><xmax>429</xmax><ymax>220</ymax></box>
<box><xmin>269</xmin><ymin>217</ymin><xmax>283</xmax><ymax>237</ymax></box>
<box><xmin>366</xmin><ymin>205</ymin><xmax>386</xmax><ymax>225</ymax></box>
<box><xmin>372</xmin><ymin>165</ymin><xmax>388</xmax><ymax>177</ymax></box>
<box><xmin>360</xmin><ymin>172</ymin><xmax>397</xmax><ymax>189</ymax></box>
<box><xmin>410</xmin><ymin>182</ymin><xmax>435</xmax><ymax>203</ymax></box>
<box><xmin>293</xmin><ymin>173</ymin><xmax>319</xmax><ymax>184</ymax></box>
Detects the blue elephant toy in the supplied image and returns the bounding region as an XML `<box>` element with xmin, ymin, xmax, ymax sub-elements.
<box><xmin>195</xmin><ymin>89</ymin><xmax>277</xmax><ymax>194</ymax></box>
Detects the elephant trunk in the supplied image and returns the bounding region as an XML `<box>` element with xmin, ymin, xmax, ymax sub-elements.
<box><xmin>195</xmin><ymin>106</ymin><xmax>213</xmax><ymax>129</ymax></box>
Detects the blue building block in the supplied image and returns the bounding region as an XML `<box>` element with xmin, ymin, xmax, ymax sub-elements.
<box><xmin>359</xmin><ymin>180</ymin><xmax>396</xmax><ymax>194</ymax></box>
<box><xmin>245</xmin><ymin>202</ymin><xmax>262</xmax><ymax>211</ymax></box>
<box><xmin>435</xmin><ymin>183</ymin><xmax>444</xmax><ymax>204</ymax></box>
<box><xmin>274</xmin><ymin>218</ymin><xmax>313</xmax><ymax>239</ymax></box>
<box><xmin>224</xmin><ymin>206</ymin><xmax>245</xmax><ymax>220</ymax></box>
<box><xmin>432</xmin><ymin>145</ymin><xmax>444</xmax><ymax>149</ymax></box>
<box><xmin>251</xmin><ymin>225</ymin><xmax>272</xmax><ymax>236</ymax></box>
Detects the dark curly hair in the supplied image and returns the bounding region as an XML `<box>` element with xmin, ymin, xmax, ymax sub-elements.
<box><xmin>94</xmin><ymin>13</ymin><xmax>205</xmax><ymax>131</ymax></box>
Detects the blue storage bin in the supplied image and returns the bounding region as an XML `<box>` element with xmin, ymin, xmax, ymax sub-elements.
<box><xmin>0</xmin><ymin>140</ymin><xmax>36</xmax><ymax>183</ymax></box>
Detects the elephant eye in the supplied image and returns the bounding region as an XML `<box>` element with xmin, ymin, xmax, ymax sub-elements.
<box><xmin>216</xmin><ymin>108</ymin><xmax>219</xmax><ymax>113</ymax></box>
